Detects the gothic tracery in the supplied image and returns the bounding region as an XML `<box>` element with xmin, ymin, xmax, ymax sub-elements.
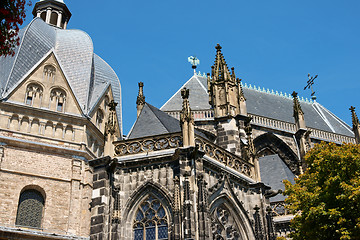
<box><xmin>211</xmin><ymin>205</ymin><xmax>241</xmax><ymax>240</ymax></box>
<box><xmin>133</xmin><ymin>194</ymin><xmax>169</xmax><ymax>240</ymax></box>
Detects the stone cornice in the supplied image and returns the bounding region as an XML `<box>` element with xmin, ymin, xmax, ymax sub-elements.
<box><xmin>0</xmin><ymin>134</ymin><xmax>95</xmax><ymax>160</ymax></box>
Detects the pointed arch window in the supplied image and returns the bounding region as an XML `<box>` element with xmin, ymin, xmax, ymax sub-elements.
<box><xmin>15</xmin><ymin>189</ymin><xmax>45</xmax><ymax>228</ymax></box>
<box><xmin>133</xmin><ymin>195</ymin><xmax>169</xmax><ymax>240</ymax></box>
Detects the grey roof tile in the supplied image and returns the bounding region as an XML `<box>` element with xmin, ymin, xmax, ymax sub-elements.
<box><xmin>128</xmin><ymin>102</ymin><xmax>207</xmax><ymax>139</ymax></box>
<box><xmin>161</xmin><ymin>75</ymin><xmax>354</xmax><ymax>137</ymax></box>
<box><xmin>259</xmin><ymin>154</ymin><xmax>295</xmax><ymax>202</ymax></box>
<box><xmin>128</xmin><ymin>103</ymin><xmax>176</xmax><ymax>139</ymax></box>
<box><xmin>161</xmin><ymin>74</ymin><xmax>211</xmax><ymax>111</ymax></box>
<box><xmin>1</xmin><ymin>18</ymin><xmax>56</xmax><ymax>94</ymax></box>
<box><xmin>55</xmin><ymin>27</ymin><xmax>93</xmax><ymax>110</ymax></box>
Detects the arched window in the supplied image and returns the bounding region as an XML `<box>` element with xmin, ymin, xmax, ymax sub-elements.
<box><xmin>44</xmin><ymin>65</ymin><xmax>56</xmax><ymax>81</ymax></box>
<box><xmin>50</xmin><ymin>12</ymin><xmax>58</xmax><ymax>25</ymax></box>
<box><xmin>25</xmin><ymin>83</ymin><xmax>43</xmax><ymax>106</ymax></box>
<box><xmin>40</xmin><ymin>11</ymin><xmax>46</xmax><ymax>21</ymax></box>
<box><xmin>50</xmin><ymin>88</ymin><xmax>66</xmax><ymax>112</ymax></box>
<box><xmin>133</xmin><ymin>195</ymin><xmax>168</xmax><ymax>240</ymax></box>
<box><xmin>15</xmin><ymin>189</ymin><xmax>45</xmax><ymax>228</ymax></box>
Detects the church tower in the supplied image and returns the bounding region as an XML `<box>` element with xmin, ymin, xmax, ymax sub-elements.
<box><xmin>32</xmin><ymin>0</ymin><xmax>71</xmax><ymax>29</ymax></box>
<box><xmin>0</xmin><ymin>1</ymin><xmax>122</xmax><ymax>239</ymax></box>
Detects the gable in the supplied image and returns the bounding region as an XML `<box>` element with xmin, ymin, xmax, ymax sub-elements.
<box><xmin>6</xmin><ymin>52</ymin><xmax>83</xmax><ymax>115</ymax></box>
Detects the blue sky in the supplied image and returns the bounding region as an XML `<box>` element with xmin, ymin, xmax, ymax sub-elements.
<box><xmin>24</xmin><ymin>0</ymin><xmax>360</xmax><ymax>135</ymax></box>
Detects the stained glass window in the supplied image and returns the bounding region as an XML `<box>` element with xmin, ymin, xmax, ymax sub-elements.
<box><xmin>15</xmin><ymin>190</ymin><xmax>45</xmax><ymax>228</ymax></box>
<box><xmin>133</xmin><ymin>195</ymin><xmax>168</xmax><ymax>240</ymax></box>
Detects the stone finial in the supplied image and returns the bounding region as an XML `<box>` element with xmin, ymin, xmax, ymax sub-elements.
<box><xmin>215</xmin><ymin>43</ymin><xmax>222</xmax><ymax>51</ymax></box>
<box><xmin>181</xmin><ymin>88</ymin><xmax>189</xmax><ymax>100</ymax></box>
<box><xmin>136</xmin><ymin>82</ymin><xmax>145</xmax><ymax>118</ymax></box>
<box><xmin>350</xmin><ymin>106</ymin><xmax>360</xmax><ymax>144</ymax></box>
<box><xmin>180</xmin><ymin>88</ymin><xmax>194</xmax><ymax>147</ymax></box>
<box><xmin>292</xmin><ymin>91</ymin><xmax>304</xmax><ymax>118</ymax></box>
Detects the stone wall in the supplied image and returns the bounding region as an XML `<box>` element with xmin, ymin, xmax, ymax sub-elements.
<box><xmin>0</xmin><ymin>145</ymin><xmax>92</xmax><ymax>237</ymax></box>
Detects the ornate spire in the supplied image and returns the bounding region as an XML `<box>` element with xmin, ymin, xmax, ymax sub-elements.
<box><xmin>350</xmin><ymin>106</ymin><xmax>360</xmax><ymax>144</ymax></box>
<box><xmin>33</xmin><ymin>0</ymin><xmax>71</xmax><ymax>29</ymax></box>
<box><xmin>211</xmin><ymin>44</ymin><xmax>235</xmax><ymax>83</ymax></box>
<box><xmin>208</xmin><ymin>44</ymin><xmax>246</xmax><ymax>118</ymax></box>
<box><xmin>136</xmin><ymin>82</ymin><xmax>145</xmax><ymax>118</ymax></box>
<box><xmin>180</xmin><ymin>88</ymin><xmax>194</xmax><ymax>147</ymax></box>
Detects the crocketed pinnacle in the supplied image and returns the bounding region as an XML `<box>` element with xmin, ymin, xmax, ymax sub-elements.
<box><xmin>136</xmin><ymin>82</ymin><xmax>145</xmax><ymax>105</ymax></box>
<box><xmin>180</xmin><ymin>88</ymin><xmax>193</xmax><ymax>123</ymax></box>
<box><xmin>211</xmin><ymin>44</ymin><xmax>235</xmax><ymax>83</ymax></box>
<box><xmin>292</xmin><ymin>91</ymin><xmax>304</xmax><ymax>117</ymax></box>
<box><xmin>350</xmin><ymin>106</ymin><xmax>359</xmax><ymax>128</ymax></box>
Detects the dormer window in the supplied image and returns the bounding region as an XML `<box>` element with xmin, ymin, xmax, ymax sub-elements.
<box><xmin>50</xmin><ymin>88</ymin><xmax>66</xmax><ymax>112</ymax></box>
<box><xmin>25</xmin><ymin>83</ymin><xmax>43</xmax><ymax>106</ymax></box>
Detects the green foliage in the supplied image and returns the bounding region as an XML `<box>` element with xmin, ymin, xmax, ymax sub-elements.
<box><xmin>0</xmin><ymin>0</ymin><xmax>31</xmax><ymax>57</ymax></box>
<box><xmin>284</xmin><ymin>142</ymin><xmax>360</xmax><ymax>240</ymax></box>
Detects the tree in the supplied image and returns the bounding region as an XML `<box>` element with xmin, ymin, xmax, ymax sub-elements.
<box><xmin>284</xmin><ymin>142</ymin><xmax>360</xmax><ymax>240</ymax></box>
<box><xmin>0</xmin><ymin>0</ymin><xmax>31</xmax><ymax>57</ymax></box>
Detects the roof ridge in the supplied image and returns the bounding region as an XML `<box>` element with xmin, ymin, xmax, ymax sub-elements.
<box><xmin>241</xmin><ymin>81</ymin><xmax>314</xmax><ymax>104</ymax></box>
<box><xmin>315</xmin><ymin>103</ymin><xmax>353</xmax><ymax>134</ymax></box>
<box><xmin>312</xmin><ymin>102</ymin><xmax>336</xmax><ymax>133</ymax></box>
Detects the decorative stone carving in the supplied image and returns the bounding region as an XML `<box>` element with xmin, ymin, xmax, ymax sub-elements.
<box><xmin>211</xmin><ymin>206</ymin><xmax>241</xmax><ymax>240</ymax></box>
<box><xmin>105</xmin><ymin>100</ymin><xmax>118</xmax><ymax>138</ymax></box>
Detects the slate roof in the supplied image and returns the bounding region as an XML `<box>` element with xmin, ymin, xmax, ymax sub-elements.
<box><xmin>161</xmin><ymin>74</ymin><xmax>354</xmax><ymax>137</ymax></box>
<box><xmin>128</xmin><ymin>103</ymin><xmax>181</xmax><ymax>139</ymax></box>
<box><xmin>128</xmin><ymin>102</ymin><xmax>208</xmax><ymax>140</ymax></box>
<box><xmin>259</xmin><ymin>154</ymin><xmax>295</xmax><ymax>202</ymax></box>
<box><xmin>161</xmin><ymin>74</ymin><xmax>211</xmax><ymax>111</ymax></box>
<box><xmin>0</xmin><ymin>18</ymin><xmax>122</xmax><ymax>133</ymax></box>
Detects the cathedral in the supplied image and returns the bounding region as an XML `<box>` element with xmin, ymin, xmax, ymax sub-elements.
<box><xmin>0</xmin><ymin>1</ymin><xmax>358</xmax><ymax>240</ymax></box>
